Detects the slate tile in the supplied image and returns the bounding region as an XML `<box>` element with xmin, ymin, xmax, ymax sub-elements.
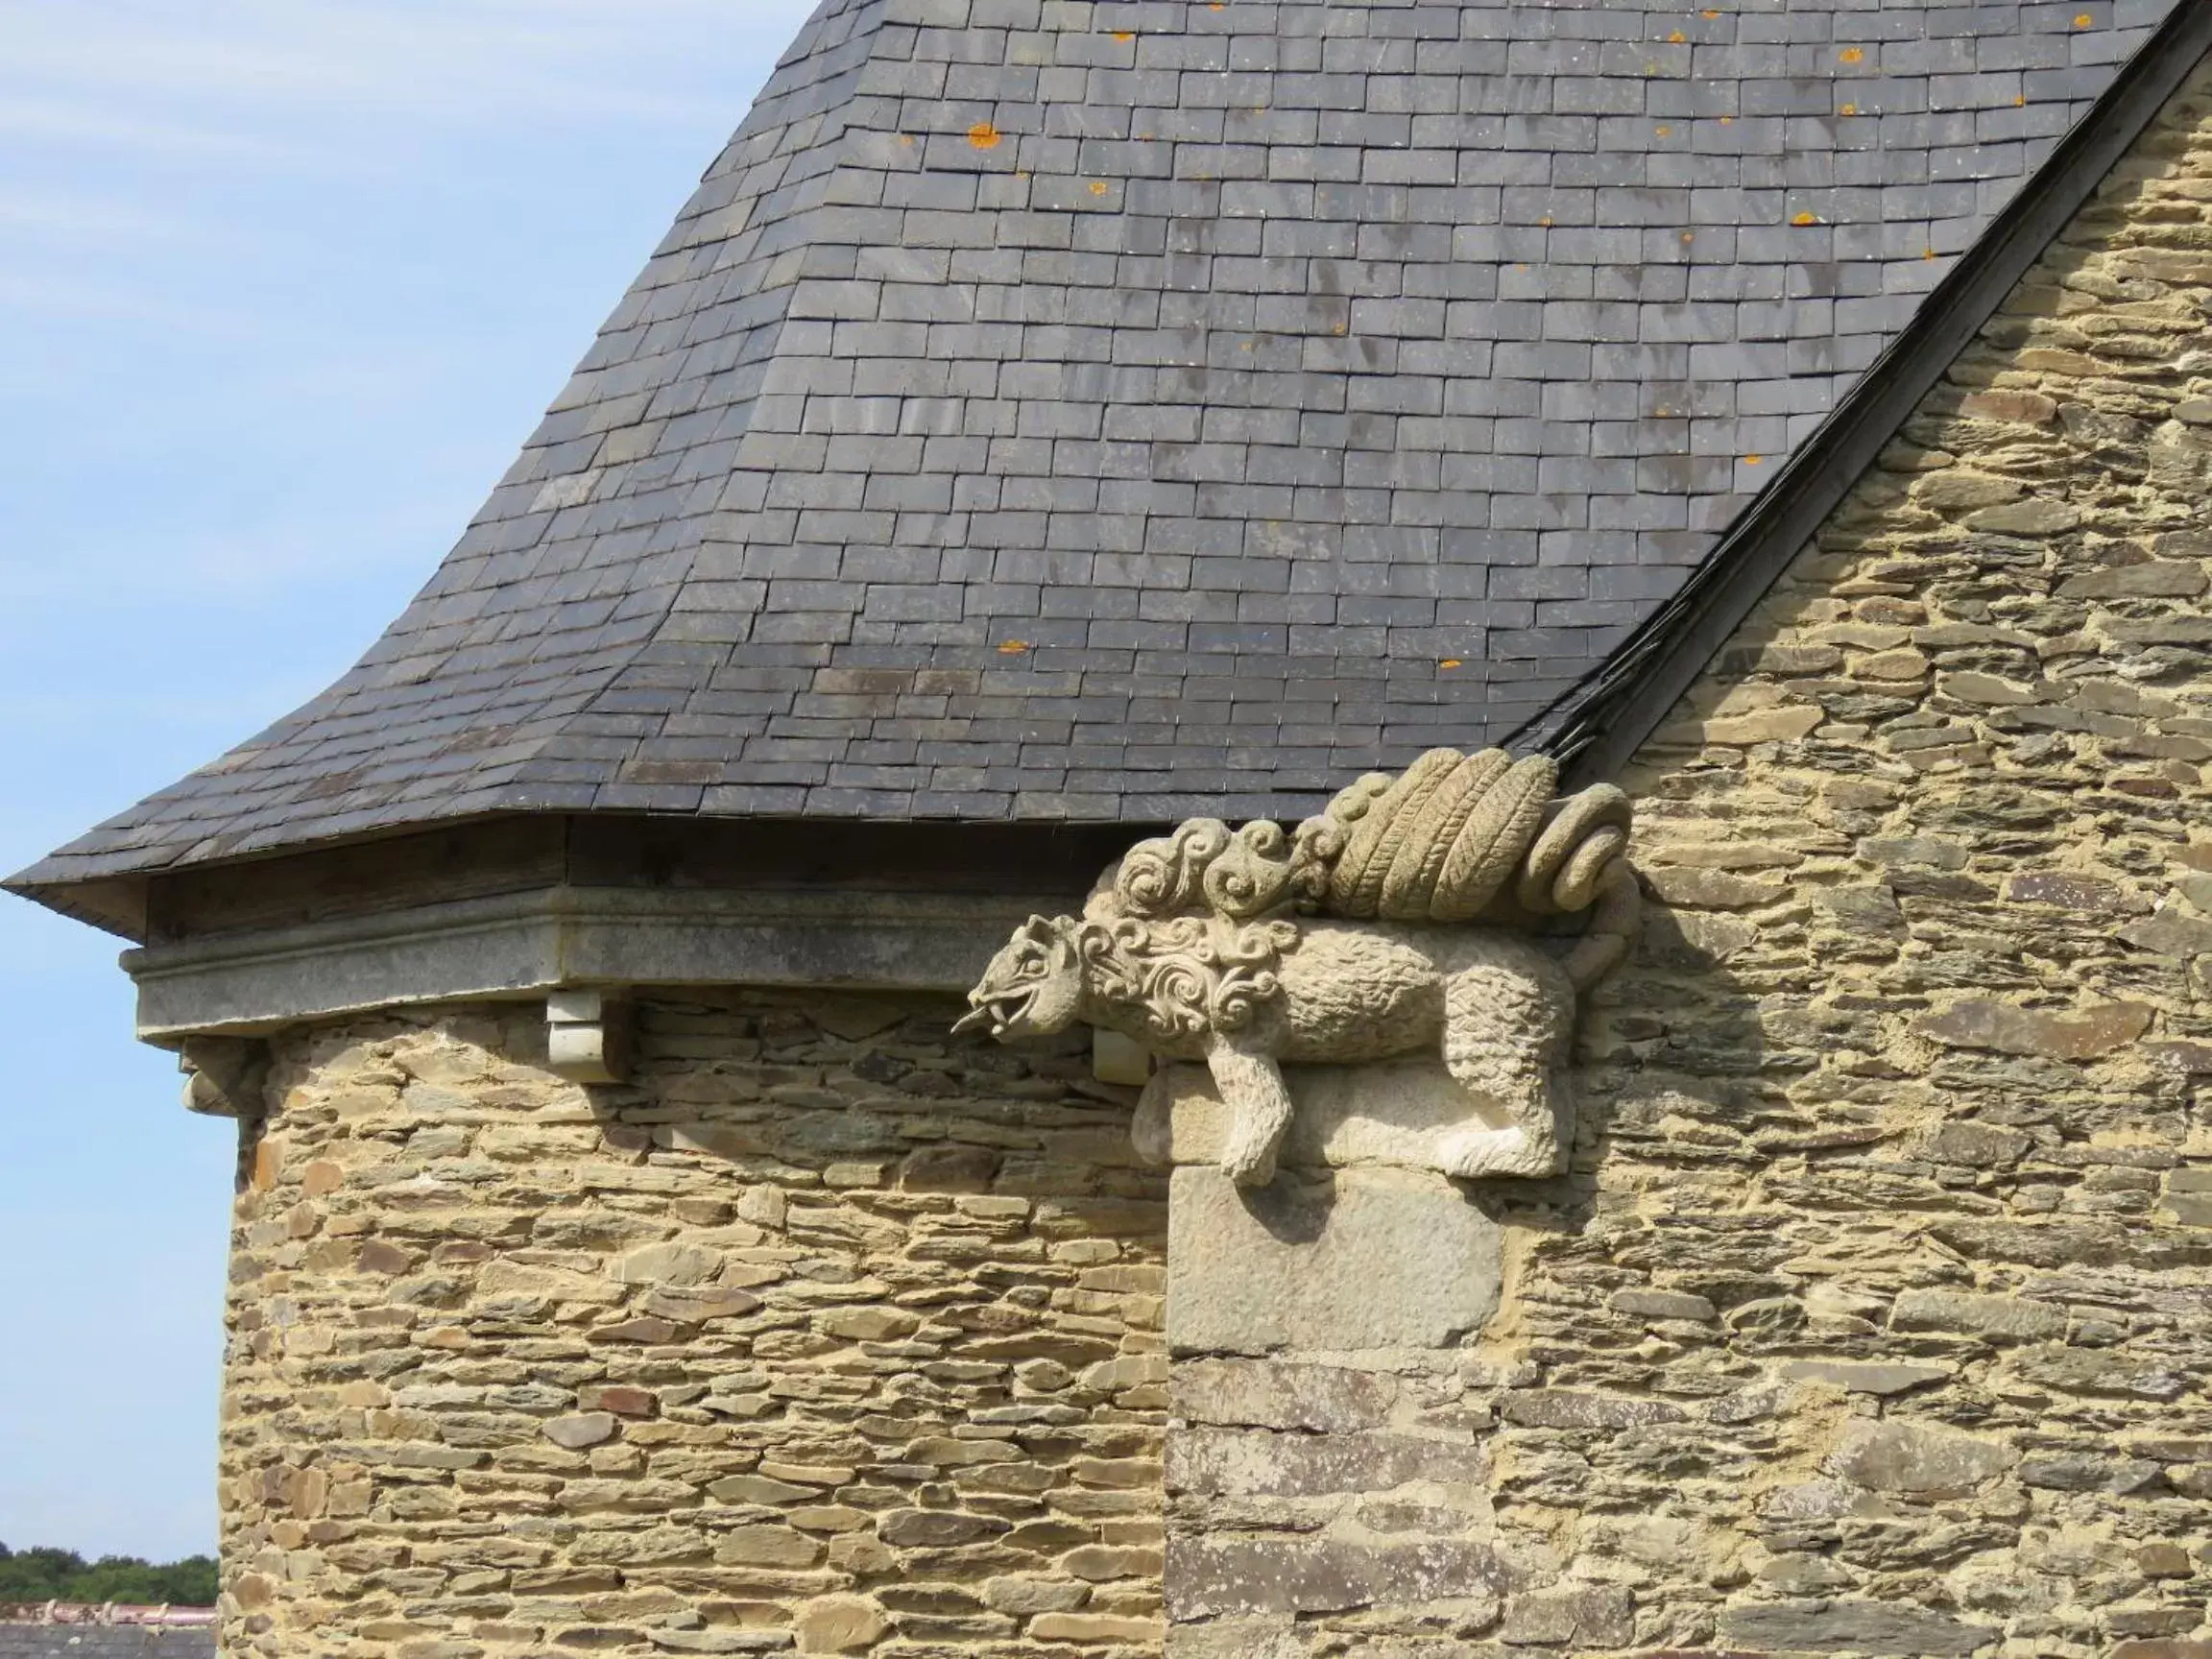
<box><xmin>13</xmin><ymin>0</ymin><xmax>2180</xmax><ymax>892</ymax></box>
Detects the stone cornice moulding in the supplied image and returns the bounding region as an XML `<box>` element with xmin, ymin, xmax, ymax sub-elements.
<box><xmin>124</xmin><ymin>884</ymin><xmax>1080</xmax><ymax>1043</ymax></box>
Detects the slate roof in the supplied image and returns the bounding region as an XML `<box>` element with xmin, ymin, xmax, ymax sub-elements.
<box><xmin>0</xmin><ymin>1628</ymin><xmax>213</xmax><ymax>1659</ymax></box>
<box><xmin>12</xmin><ymin>0</ymin><xmax>2191</xmax><ymax>902</ymax></box>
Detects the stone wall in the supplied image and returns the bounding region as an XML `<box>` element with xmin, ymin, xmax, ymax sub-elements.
<box><xmin>217</xmin><ymin>993</ymin><xmax>1166</xmax><ymax>1657</ymax></box>
<box><xmin>214</xmin><ymin>61</ymin><xmax>2212</xmax><ymax>1659</ymax></box>
<box><xmin>1559</xmin><ymin>63</ymin><xmax>2212</xmax><ymax>1658</ymax></box>
<box><xmin>1157</xmin><ymin>60</ymin><xmax>2212</xmax><ymax>1659</ymax></box>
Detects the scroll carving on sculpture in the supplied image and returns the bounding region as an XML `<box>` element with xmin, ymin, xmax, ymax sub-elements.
<box><xmin>956</xmin><ymin>750</ymin><xmax>1641</xmax><ymax>1187</ymax></box>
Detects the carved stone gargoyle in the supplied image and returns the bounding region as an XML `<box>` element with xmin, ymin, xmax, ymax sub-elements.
<box><xmin>956</xmin><ymin>749</ymin><xmax>1640</xmax><ymax>1188</ymax></box>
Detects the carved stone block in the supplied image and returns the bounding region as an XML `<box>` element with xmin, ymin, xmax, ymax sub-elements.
<box><xmin>959</xmin><ymin>748</ymin><xmax>1639</xmax><ymax>1188</ymax></box>
<box><xmin>1142</xmin><ymin>1059</ymin><xmax>1563</xmax><ymax>1180</ymax></box>
<box><xmin>1164</xmin><ymin>1530</ymin><xmax>1512</xmax><ymax>1622</ymax></box>
<box><xmin>1166</xmin><ymin>1165</ymin><xmax>1504</xmax><ymax>1355</ymax></box>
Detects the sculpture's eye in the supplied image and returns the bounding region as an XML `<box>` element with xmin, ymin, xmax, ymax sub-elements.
<box><xmin>1019</xmin><ymin>954</ymin><xmax>1045</xmax><ymax>978</ymax></box>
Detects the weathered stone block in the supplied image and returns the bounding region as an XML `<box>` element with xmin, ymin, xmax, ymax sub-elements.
<box><xmin>1166</xmin><ymin>1428</ymin><xmax>1486</xmax><ymax>1499</ymax></box>
<box><xmin>1827</xmin><ymin>1419</ymin><xmax>2015</xmax><ymax>1495</ymax></box>
<box><xmin>1963</xmin><ymin>497</ymin><xmax>2080</xmax><ymax>535</ymax></box>
<box><xmin>541</xmin><ymin>1412</ymin><xmax>618</xmax><ymax>1450</ymax></box>
<box><xmin>1161</xmin><ymin>1061</ymin><xmax>1533</xmax><ymax>1177</ymax></box>
<box><xmin>1933</xmin><ymin>1217</ymin><xmax>2212</xmax><ymax>1270</ymax></box>
<box><xmin>1915</xmin><ymin>998</ymin><xmax>2152</xmax><ymax>1060</ymax></box>
<box><xmin>2018</xmin><ymin>1454</ymin><xmax>2162</xmax><ymax>1493</ymax></box>
<box><xmin>878</xmin><ymin>1508</ymin><xmax>1003</xmax><ymax>1548</ymax></box>
<box><xmin>898</xmin><ymin>1143</ymin><xmax>1001</xmax><ymax>1191</ymax></box>
<box><xmin>1684</xmin><ymin>705</ymin><xmax>1826</xmax><ymax>744</ymax></box>
<box><xmin>1171</xmin><ymin>1358</ymin><xmax>1396</xmax><ymax>1432</ymax></box>
<box><xmin>1163</xmin><ymin>1622</ymin><xmax>1310</xmax><ymax>1659</ymax></box>
<box><xmin>1959</xmin><ymin>388</ymin><xmax>2057</xmax><ymax>423</ymax></box>
<box><xmin>1166</xmin><ymin>1535</ymin><xmax>1511</xmax><ymax>1621</ymax></box>
<box><xmin>1888</xmin><ymin>1288</ymin><xmax>2068</xmax><ymax>1341</ymax></box>
<box><xmin>1780</xmin><ymin>1358</ymin><xmax>1954</xmax><ymax>1395</ymax></box>
<box><xmin>981</xmin><ymin>1575</ymin><xmax>1090</xmax><ymax>1615</ymax></box>
<box><xmin>1498</xmin><ymin>1388</ymin><xmax>1687</xmax><ymax>1430</ymax></box>
<box><xmin>1031</xmin><ymin>1612</ymin><xmax>1166</xmax><ymax>1642</ymax></box>
<box><xmin>1610</xmin><ymin>1286</ymin><xmax>1719</xmax><ymax>1322</ymax></box>
<box><xmin>2011</xmin><ymin>1345</ymin><xmax>2191</xmax><ymax>1401</ymax></box>
<box><xmin>1927</xmin><ymin>1119</ymin><xmax>2032</xmax><ymax>1166</ymax></box>
<box><xmin>1719</xmin><ymin>1598</ymin><xmax>1993</xmax><ymax>1655</ymax></box>
<box><xmin>2121</xmin><ymin>906</ymin><xmax>2212</xmax><ymax>957</ymax></box>
<box><xmin>2059</xmin><ymin>561</ymin><xmax>2209</xmax><ymax>598</ymax></box>
<box><xmin>1646</xmin><ymin>865</ymin><xmax>1791</xmax><ymax>906</ymax></box>
<box><xmin>1166</xmin><ymin>1166</ymin><xmax>1503</xmax><ymax>1355</ymax></box>
<box><xmin>1500</xmin><ymin>1582</ymin><xmax>1636</xmax><ymax>1647</ymax></box>
<box><xmin>2006</xmin><ymin>871</ymin><xmax>2144</xmax><ymax>913</ymax></box>
<box><xmin>1911</xmin><ymin>469</ymin><xmax>2023</xmax><ymax>509</ymax></box>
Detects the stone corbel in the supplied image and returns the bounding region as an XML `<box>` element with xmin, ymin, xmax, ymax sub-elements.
<box><xmin>179</xmin><ymin>1035</ymin><xmax>271</xmax><ymax>1119</ymax></box>
<box><xmin>547</xmin><ymin>988</ymin><xmax>633</xmax><ymax>1084</ymax></box>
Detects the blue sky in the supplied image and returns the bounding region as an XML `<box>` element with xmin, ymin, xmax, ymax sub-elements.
<box><xmin>0</xmin><ymin>0</ymin><xmax>818</xmax><ymax>1563</ymax></box>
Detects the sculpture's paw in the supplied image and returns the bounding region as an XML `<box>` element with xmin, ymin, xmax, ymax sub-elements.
<box><xmin>1130</xmin><ymin>1075</ymin><xmax>1175</xmax><ymax>1169</ymax></box>
<box><xmin>1438</xmin><ymin>1125</ymin><xmax>1560</xmax><ymax>1181</ymax></box>
<box><xmin>1219</xmin><ymin>1129</ymin><xmax>1283</xmax><ymax>1189</ymax></box>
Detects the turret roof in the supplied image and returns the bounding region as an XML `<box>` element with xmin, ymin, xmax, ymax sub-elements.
<box><xmin>13</xmin><ymin>0</ymin><xmax>2193</xmax><ymax>905</ymax></box>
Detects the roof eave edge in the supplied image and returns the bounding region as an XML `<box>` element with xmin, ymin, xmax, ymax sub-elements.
<box><xmin>1522</xmin><ymin>0</ymin><xmax>2212</xmax><ymax>788</ymax></box>
<box><xmin>3</xmin><ymin>868</ymin><xmax>153</xmax><ymax>941</ymax></box>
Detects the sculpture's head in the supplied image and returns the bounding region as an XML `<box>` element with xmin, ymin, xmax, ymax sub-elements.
<box><xmin>953</xmin><ymin>916</ymin><xmax>1086</xmax><ymax>1039</ymax></box>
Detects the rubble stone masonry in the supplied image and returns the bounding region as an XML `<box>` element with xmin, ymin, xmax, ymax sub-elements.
<box><xmin>214</xmin><ymin>60</ymin><xmax>2212</xmax><ymax>1659</ymax></box>
<box><xmin>1564</xmin><ymin>63</ymin><xmax>2212</xmax><ymax>1658</ymax></box>
<box><xmin>1166</xmin><ymin>62</ymin><xmax>2212</xmax><ymax>1659</ymax></box>
<box><xmin>219</xmin><ymin>995</ymin><xmax>1166</xmax><ymax>1658</ymax></box>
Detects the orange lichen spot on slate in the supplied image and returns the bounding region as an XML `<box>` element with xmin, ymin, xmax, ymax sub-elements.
<box><xmin>1668</xmin><ymin>30</ymin><xmax>1686</xmax><ymax>42</ymax></box>
<box><xmin>1743</xmin><ymin>454</ymin><xmax>1764</xmax><ymax>466</ymax></box>
<box><xmin>1791</xmin><ymin>211</ymin><xmax>1818</xmax><ymax>226</ymax></box>
<box><xmin>1701</xmin><ymin>7</ymin><xmax>1720</xmax><ymax>15</ymax></box>
<box><xmin>1439</xmin><ymin>659</ymin><xmax>1465</xmax><ymax>671</ymax></box>
<box><xmin>2075</xmin><ymin>12</ymin><xmax>2092</xmax><ymax>24</ymax></box>
<box><xmin>1680</xmin><ymin>231</ymin><xmax>1695</xmax><ymax>243</ymax></box>
<box><xmin>1839</xmin><ymin>45</ymin><xmax>1864</xmax><ymax>62</ymax></box>
<box><xmin>1719</xmin><ymin>115</ymin><xmax>1734</xmax><ymax>125</ymax></box>
<box><xmin>1090</xmin><ymin>180</ymin><xmax>1111</xmax><ymax>196</ymax></box>
<box><xmin>2015</xmin><ymin>92</ymin><xmax>2028</xmax><ymax>106</ymax></box>
<box><xmin>1113</xmin><ymin>30</ymin><xmax>1135</xmax><ymax>42</ymax></box>
<box><xmin>1539</xmin><ymin>214</ymin><xmax>1554</xmax><ymax>228</ymax></box>
<box><xmin>970</xmin><ymin>122</ymin><xmax>1002</xmax><ymax>150</ymax></box>
<box><xmin>1656</xmin><ymin>124</ymin><xmax>1672</xmax><ymax>137</ymax></box>
<box><xmin>1839</xmin><ymin>102</ymin><xmax>1858</xmax><ymax>116</ymax></box>
<box><xmin>998</xmin><ymin>639</ymin><xmax>1031</xmax><ymax>656</ymax></box>
<box><xmin>1925</xmin><ymin>247</ymin><xmax>1938</xmax><ymax>259</ymax></box>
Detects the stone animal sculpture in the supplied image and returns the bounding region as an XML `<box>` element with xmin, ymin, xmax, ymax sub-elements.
<box><xmin>956</xmin><ymin>749</ymin><xmax>1640</xmax><ymax>1187</ymax></box>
